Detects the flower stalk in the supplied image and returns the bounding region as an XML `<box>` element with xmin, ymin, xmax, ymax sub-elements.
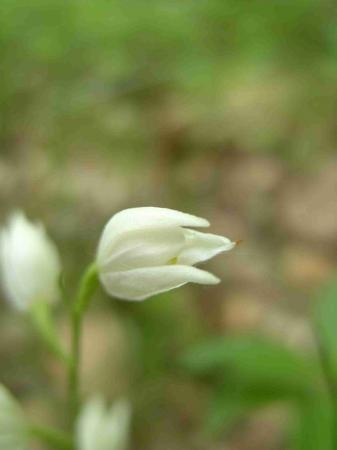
<box><xmin>68</xmin><ymin>263</ymin><xmax>99</xmax><ymax>426</ymax></box>
<box><xmin>30</xmin><ymin>301</ymin><xmax>70</xmax><ymax>365</ymax></box>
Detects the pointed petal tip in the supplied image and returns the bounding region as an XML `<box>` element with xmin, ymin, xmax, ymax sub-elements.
<box><xmin>195</xmin><ymin>217</ymin><xmax>210</xmax><ymax>227</ymax></box>
<box><xmin>207</xmin><ymin>273</ymin><xmax>221</xmax><ymax>284</ymax></box>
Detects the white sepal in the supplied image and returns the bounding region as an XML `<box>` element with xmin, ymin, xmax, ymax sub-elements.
<box><xmin>100</xmin><ymin>265</ymin><xmax>219</xmax><ymax>301</ymax></box>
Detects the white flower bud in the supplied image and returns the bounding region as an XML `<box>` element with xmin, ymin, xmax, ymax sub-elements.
<box><xmin>0</xmin><ymin>211</ymin><xmax>61</xmax><ymax>311</ymax></box>
<box><xmin>97</xmin><ymin>207</ymin><xmax>235</xmax><ymax>301</ymax></box>
<box><xmin>77</xmin><ymin>397</ymin><xmax>131</xmax><ymax>450</ymax></box>
<box><xmin>0</xmin><ymin>385</ymin><xmax>28</xmax><ymax>450</ymax></box>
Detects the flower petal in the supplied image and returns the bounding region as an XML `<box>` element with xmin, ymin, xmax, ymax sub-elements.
<box><xmin>77</xmin><ymin>397</ymin><xmax>131</xmax><ymax>450</ymax></box>
<box><xmin>97</xmin><ymin>207</ymin><xmax>209</xmax><ymax>261</ymax></box>
<box><xmin>0</xmin><ymin>228</ymin><xmax>25</xmax><ymax>310</ymax></box>
<box><xmin>76</xmin><ymin>396</ymin><xmax>105</xmax><ymax>450</ymax></box>
<box><xmin>100</xmin><ymin>265</ymin><xmax>220</xmax><ymax>301</ymax></box>
<box><xmin>105</xmin><ymin>207</ymin><xmax>209</xmax><ymax>230</ymax></box>
<box><xmin>98</xmin><ymin>227</ymin><xmax>185</xmax><ymax>272</ymax></box>
<box><xmin>177</xmin><ymin>229</ymin><xmax>236</xmax><ymax>266</ymax></box>
<box><xmin>100</xmin><ymin>400</ymin><xmax>131</xmax><ymax>450</ymax></box>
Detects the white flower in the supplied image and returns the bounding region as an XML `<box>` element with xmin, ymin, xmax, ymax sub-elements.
<box><xmin>76</xmin><ymin>397</ymin><xmax>131</xmax><ymax>450</ymax></box>
<box><xmin>97</xmin><ymin>207</ymin><xmax>235</xmax><ymax>301</ymax></box>
<box><xmin>0</xmin><ymin>211</ymin><xmax>61</xmax><ymax>311</ymax></box>
<box><xmin>0</xmin><ymin>385</ymin><xmax>28</xmax><ymax>450</ymax></box>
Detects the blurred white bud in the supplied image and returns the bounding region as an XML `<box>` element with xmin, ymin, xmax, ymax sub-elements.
<box><xmin>77</xmin><ymin>397</ymin><xmax>131</xmax><ymax>450</ymax></box>
<box><xmin>0</xmin><ymin>385</ymin><xmax>28</xmax><ymax>450</ymax></box>
<box><xmin>97</xmin><ymin>207</ymin><xmax>235</xmax><ymax>301</ymax></box>
<box><xmin>0</xmin><ymin>211</ymin><xmax>61</xmax><ymax>311</ymax></box>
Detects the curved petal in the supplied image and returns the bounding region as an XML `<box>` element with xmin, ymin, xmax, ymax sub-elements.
<box><xmin>101</xmin><ymin>400</ymin><xmax>131</xmax><ymax>450</ymax></box>
<box><xmin>100</xmin><ymin>265</ymin><xmax>220</xmax><ymax>301</ymax></box>
<box><xmin>98</xmin><ymin>208</ymin><xmax>209</xmax><ymax>259</ymax></box>
<box><xmin>177</xmin><ymin>229</ymin><xmax>236</xmax><ymax>266</ymax></box>
<box><xmin>97</xmin><ymin>227</ymin><xmax>185</xmax><ymax>272</ymax></box>
<box><xmin>77</xmin><ymin>397</ymin><xmax>131</xmax><ymax>450</ymax></box>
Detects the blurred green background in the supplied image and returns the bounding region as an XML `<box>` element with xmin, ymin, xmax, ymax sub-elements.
<box><xmin>1</xmin><ymin>1</ymin><xmax>337</xmax><ymax>449</ymax></box>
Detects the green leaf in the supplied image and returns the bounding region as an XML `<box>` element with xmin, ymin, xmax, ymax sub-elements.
<box><xmin>291</xmin><ymin>392</ymin><xmax>333</xmax><ymax>450</ymax></box>
<box><xmin>206</xmin><ymin>389</ymin><xmax>250</xmax><ymax>435</ymax></box>
<box><xmin>182</xmin><ymin>335</ymin><xmax>316</xmax><ymax>394</ymax></box>
<box><xmin>205</xmin><ymin>383</ymin><xmax>289</xmax><ymax>435</ymax></box>
<box><xmin>314</xmin><ymin>277</ymin><xmax>337</xmax><ymax>379</ymax></box>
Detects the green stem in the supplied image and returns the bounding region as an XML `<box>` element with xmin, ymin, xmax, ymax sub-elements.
<box><xmin>30</xmin><ymin>301</ymin><xmax>70</xmax><ymax>366</ymax></box>
<box><xmin>68</xmin><ymin>263</ymin><xmax>99</xmax><ymax>426</ymax></box>
<box><xmin>30</xmin><ymin>424</ymin><xmax>74</xmax><ymax>450</ymax></box>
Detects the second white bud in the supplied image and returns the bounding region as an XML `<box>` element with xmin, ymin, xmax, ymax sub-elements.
<box><xmin>0</xmin><ymin>211</ymin><xmax>61</xmax><ymax>311</ymax></box>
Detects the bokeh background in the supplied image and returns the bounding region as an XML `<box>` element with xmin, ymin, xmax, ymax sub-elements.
<box><xmin>1</xmin><ymin>1</ymin><xmax>337</xmax><ymax>449</ymax></box>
